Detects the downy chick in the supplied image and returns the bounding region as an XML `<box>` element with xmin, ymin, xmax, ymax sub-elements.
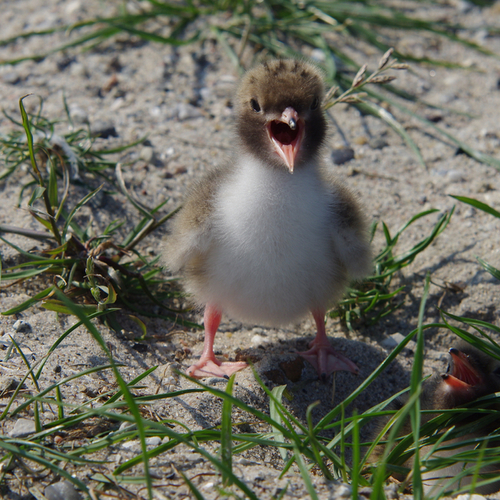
<box><xmin>163</xmin><ymin>59</ymin><xmax>371</xmax><ymax>379</ymax></box>
<box><xmin>370</xmin><ymin>343</ymin><xmax>500</xmax><ymax>495</ymax></box>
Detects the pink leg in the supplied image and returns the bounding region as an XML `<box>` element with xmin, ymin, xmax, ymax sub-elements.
<box><xmin>299</xmin><ymin>309</ymin><xmax>359</xmax><ymax>379</ymax></box>
<box><xmin>186</xmin><ymin>304</ymin><xmax>248</xmax><ymax>379</ymax></box>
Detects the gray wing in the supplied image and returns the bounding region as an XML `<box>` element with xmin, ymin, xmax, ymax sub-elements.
<box><xmin>325</xmin><ymin>173</ymin><xmax>372</xmax><ymax>281</ymax></box>
<box><xmin>162</xmin><ymin>166</ymin><xmax>231</xmax><ymax>273</ymax></box>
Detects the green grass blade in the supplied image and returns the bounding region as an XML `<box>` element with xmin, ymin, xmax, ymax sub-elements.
<box><xmin>409</xmin><ymin>272</ymin><xmax>431</xmax><ymax>499</ymax></box>
<box><xmin>306</xmin><ymin>400</ymin><xmax>333</xmax><ymax>480</ymax></box>
<box><xmin>477</xmin><ymin>256</ymin><xmax>500</xmax><ymax>281</ymax></box>
<box><xmin>270</xmin><ymin>385</ymin><xmax>290</xmax><ymax>462</ymax></box>
<box><xmin>115</xmin><ymin>163</ymin><xmax>154</xmax><ymax>220</ymax></box>
<box><xmin>41</xmin><ymin>299</ymin><xmax>97</xmax><ymax>315</ymax></box>
<box><xmin>439</xmin><ymin>312</ymin><xmax>500</xmax><ymax>357</ymax></box>
<box><xmin>61</xmin><ymin>184</ymin><xmax>104</xmax><ymax>241</ymax></box>
<box><xmin>19</xmin><ymin>95</ymin><xmax>41</xmax><ymax>179</ymax></box>
<box><xmin>221</xmin><ymin>374</ymin><xmax>235</xmax><ymax>485</ymax></box>
<box><xmin>0</xmin><ymin>439</ymin><xmax>89</xmax><ymax>494</ymax></box>
<box><xmin>1</xmin><ymin>287</ymin><xmax>54</xmax><ymax>315</ymax></box>
<box><xmin>351</xmin><ymin>410</ymin><xmax>360</xmax><ymax>500</ymax></box>
<box><xmin>0</xmin><ymin>224</ymin><xmax>54</xmax><ymax>241</ymax></box>
<box><xmin>293</xmin><ymin>445</ymin><xmax>319</xmax><ymax>500</ymax></box>
<box><xmin>5</xmin><ymin>363</ymin><xmax>117</xmax><ymax>419</ymax></box>
<box><xmin>450</xmin><ymin>195</ymin><xmax>500</xmax><ymax>218</ymax></box>
<box><xmin>48</xmin><ymin>156</ymin><xmax>58</xmax><ymax>208</ymax></box>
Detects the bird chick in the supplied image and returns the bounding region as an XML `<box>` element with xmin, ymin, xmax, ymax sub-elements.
<box><xmin>370</xmin><ymin>342</ymin><xmax>500</xmax><ymax>495</ymax></box>
<box><xmin>163</xmin><ymin>59</ymin><xmax>371</xmax><ymax>379</ymax></box>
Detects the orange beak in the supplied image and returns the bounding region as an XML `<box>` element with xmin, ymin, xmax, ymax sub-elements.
<box><xmin>267</xmin><ymin>107</ymin><xmax>304</xmax><ymax>173</ymax></box>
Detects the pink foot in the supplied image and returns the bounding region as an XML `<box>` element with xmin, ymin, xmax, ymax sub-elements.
<box><xmin>187</xmin><ymin>358</ymin><xmax>248</xmax><ymax>379</ymax></box>
<box><xmin>186</xmin><ymin>304</ymin><xmax>248</xmax><ymax>379</ymax></box>
<box><xmin>299</xmin><ymin>309</ymin><xmax>359</xmax><ymax>379</ymax></box>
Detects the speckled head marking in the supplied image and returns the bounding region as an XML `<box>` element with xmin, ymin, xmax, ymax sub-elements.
<box><xmin>235</xmin><ymin>59</ymin><xmax>326</xmax><ymax>171</ymax></box>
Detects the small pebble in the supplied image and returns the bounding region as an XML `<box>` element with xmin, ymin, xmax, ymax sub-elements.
<box><xmin>331</xmin><ymin>147</ymin><xmax>355</xmax><ymax>165</ymax></box>
<box><xmin>140</xmin><ymin>146</ymin><xmax>154</xmax><ymax>163</ymax></box>
<box><xmin>358</xmin><ymin>486</ymin><xmax>373</xmax><ymax>497</ymax></box>
<box><xmin>65</xmin><ymin>0</ymin><xmax>82</xmax><ymax>16</ymax></box>
<box><xmin>384</xmin><ymin>483</ymin><xmax>399</xmax><ymax>499</ymax></box>
<box><xmin>424</xmin><ymin>110</ymin><xmax>443</xmax><ymax>123</ymax></box>
<box><xmin>121</xmin><ymin>440</ymin><xmax>139</xmax><ymax>450</ymax></box>
<box><xmin>90</xmin><ymin>120</ymin><xmax>118</xmax><ymax>138</ymax></box>
<box><xmin>0</xmin><ymin>377</ymin><xmax>23</xmax><ymax>394</ymax></box>
<box><xmin>463</xmin><ymin>207</ymin><xmax>476</xmax><ymax>219</ymax></box>
<box><xmin>13</xmin><ymin>320</ymin><xmax>31</xmax><ymax>333</ymax></box>
<box><xmin>251</xmin><ymin>334</ymin><xmax>268</xmax><ymax>346</ymax></box>
<box><xmin>119</xmin><ymin>421</ymin><xmax>136</xmax><ymax>431</ymax></box>
<box><xmin>2</xmin><ymin>71</ymin><xmax>20</xmax><ymax>85</ymax></box>
<box><xmin>252</xmin><ymin>327</ymin><xmax>266</xmax><ymax>334</ymax></box>
<box><xmin>368</xmin><ymin>137</ymin><xmax>388</xmax><ymax>150</ymax></box>
<box><xmin>455</xmin><ymin>495</ymin><xmax>487</xmax><ymax>500</ymax></box>
<box><xmin>44</xmin><ymin>480</ymin><xmax>81</xmax><ymax>500</ymax></box>
<box><xmin>176</xmin><ymin>103</ymin><xmax>203</xmax><ymax>121</ymax></box>
<box><xmin>0</xmin><ymin>334</ymin><xmax>13</xmax><ymax>347</ymax></box>
<box><xmin>380</xmin><ymin>332</ymin><xmax>415</xmax><ymax>350</ymax></box>
<box><xmin>69</xmin><ymin>105</ymin><xmax>89</xmax><ymax>124</ymax></box>
<box><xmin>353</xmin><ymin>136</ymin><xmax>368</xmax><ymax>145</ymax></box>
<box><xmin>235</xmin><ymin>457</ymin><xmax>258</xmax><ymax>465</ymax></box>
<box><xmin>336</xmin><ymin>483</ymin><xmax>352</xmax><ymax>498</ymax></box>
<box><xmin>10</xmin><ymin>418</ymin><xmax>36</xmax><ymax>438</ymax></box>
<box><xmin>69</xmin><ymin>62</ymin><xmax>88</xmax><ymax>78</ymax></box>
<box><xmin>150</xmin><ymin>106</ymin><xmax>162</xmax><ymax>117</ymax></box>
<box><xmin>145</xmin><ymin>436</ymin><xmax>161</xmax><ymax>446</ymax></box>
<box><xmin>446</xmin><ymin>169</ymin><xmax>464</xmax><ymax>182</ymax></box>
<box><xmin>174</xmin><ymin>166</ymin><xmax>187</xmax><ymax>175</ymax></box>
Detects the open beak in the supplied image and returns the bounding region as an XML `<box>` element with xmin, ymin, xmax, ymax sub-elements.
<box><xmin>442</xmin><ymin>348</ymin><xmax>482</xmax><ymax>389</ymax></box>
<box><xmin>267</xmin><ymin>106</ymin><xmax>304</xmax><ymax>173</ymax></box>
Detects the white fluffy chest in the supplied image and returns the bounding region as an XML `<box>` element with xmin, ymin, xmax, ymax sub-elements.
<box><xmin>202</xmin><ymin>156</ymin><xmax>339</xmax><ymax>325</ymax></box>
<box><xmin>216</xmin><ymin>157</ymin><xmax>329</xmax><ymax>251</ymax></box>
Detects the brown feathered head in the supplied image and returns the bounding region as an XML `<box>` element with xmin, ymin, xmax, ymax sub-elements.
<box><xmin>235</xmin><ymin>59</ymin><xmax>326</xmax><ymax>173</ymax></box>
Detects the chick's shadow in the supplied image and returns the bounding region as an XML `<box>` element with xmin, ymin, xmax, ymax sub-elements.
<box><xmin>245</xmin><ymin>335</ymin><xmax>411</xmax><ymax>443</ymax></box>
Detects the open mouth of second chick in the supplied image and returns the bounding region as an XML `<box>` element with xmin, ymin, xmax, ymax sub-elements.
<box><xmin>444</xmin><ymin>348</ymin><xmax>482</xmax><ymax>388</ymax></box>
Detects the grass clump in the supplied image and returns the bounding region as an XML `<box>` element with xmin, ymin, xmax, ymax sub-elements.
<box><xmin>333</xmin><ymin>207</ymin><xmax>453</xmax><ymax>332</ymax></box>
<box><xmin>0</xmin><ymin>96</ymin><xmax>196</xmax><ymax>333</ymax></box>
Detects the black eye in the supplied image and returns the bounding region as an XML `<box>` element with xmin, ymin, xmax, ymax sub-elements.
<box><xmin>250</xmin><ymin>98</ymin><xmax>261</xmax><ymax>112</ymax></box>
<box><xmin>310</xmin><ymin>97</ymin><xmax>319</xmax><ymax>110</ymax></box>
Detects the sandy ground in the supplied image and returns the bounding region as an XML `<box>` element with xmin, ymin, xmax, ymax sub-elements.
<box><xmin>2</xmin><ymin>0</ymin><xmax>500</xmax><ymax>498</ymax></box>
